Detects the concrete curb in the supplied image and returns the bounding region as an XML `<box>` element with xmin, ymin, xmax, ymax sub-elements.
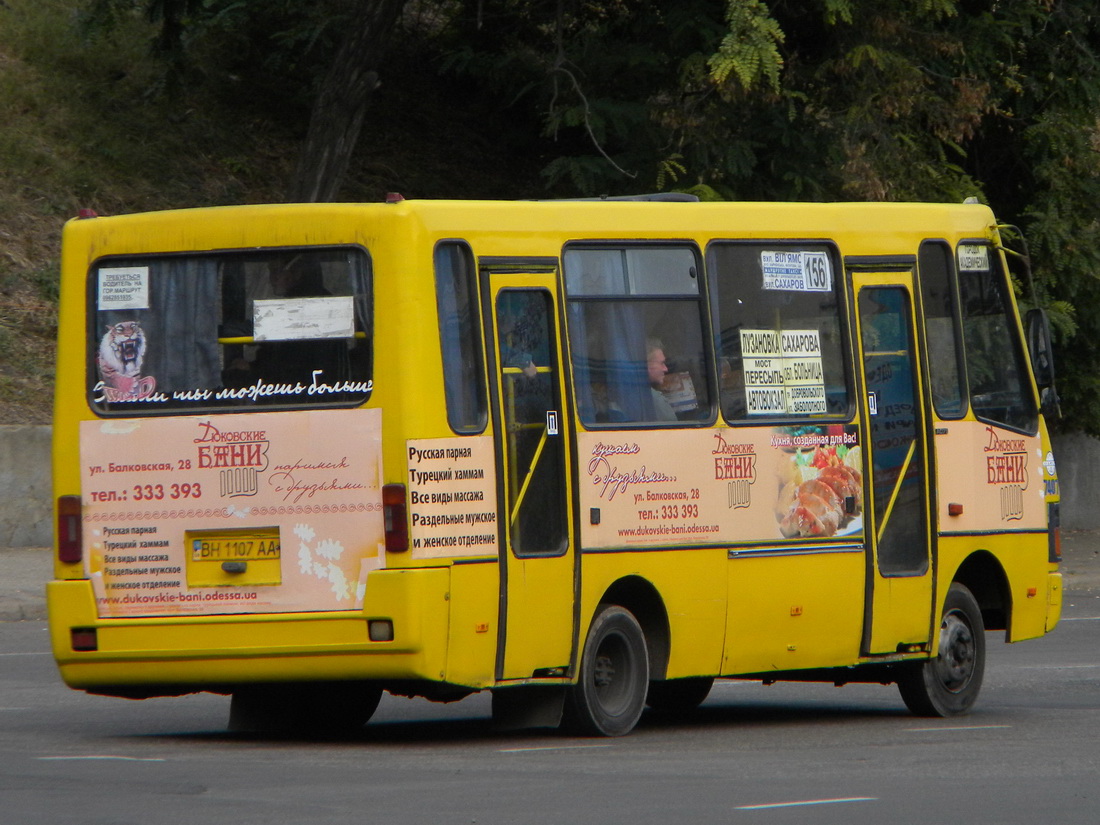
<box><xmin>0</xmin><ymin>547</ymin><xmax>52</xmax><ymax>622</ymax></box>
<box><xmin>0</xmin><ymin>426</ymin><xmax>52</xmax><ymax>548</ymax></box>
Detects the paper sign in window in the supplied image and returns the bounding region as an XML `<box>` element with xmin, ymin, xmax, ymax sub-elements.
<box><xmin>253</xmin><ymin>296</ymin><xmax>355</xmax><ymax>341</ymax></box>
<box><xmin>663</xmin><ymin>372</ymin><xmax>699</xmax><ymax>413</ymax></box>
<box><xmin>741</xmin><ymin>328</ymin><xmax>826</xmax><ymax>416</ymax></box>
<box><xmin>760</xmin><ymin>250</ymin><xmax>832</xmax><ymax>292</ymax></box>
<box><xmin>98</xmin><ymin>266</ymin><xmax>150</xmax><ymax>310</ymax></box>
<box><xmin>956</xmin><ymin>244</ymin><xmax>990</xmax><ymax>272</ymax></box>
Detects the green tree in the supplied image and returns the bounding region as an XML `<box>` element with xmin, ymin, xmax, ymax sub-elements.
<box><xmin>73</xmin><ymin>0</ymin><xmax>1100</xmax><ymax>432</ymax></box>
<box><xmin>444</xmin><ymin>0</ymin><xmax>1100</xmax><ymax>430</ymax></box>
<box><xmin>85</xmin><ymin>0</ymin><xmax>409</xmax><ymax>202</ymax></box>
<box><xmin>286</xmin><ymin>0</ymin><xmax>408</xmax><ymax>202</ymax></box>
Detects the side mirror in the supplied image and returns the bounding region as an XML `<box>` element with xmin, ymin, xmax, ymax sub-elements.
<box><xmin>1025</xmin><ymin>308</ymin><xmax>1055</xmax><ymax>389</ymax></box>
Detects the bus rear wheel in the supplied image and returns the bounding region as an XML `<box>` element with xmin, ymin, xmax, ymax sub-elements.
<box><xmin>564</xmin><ymin>604</ymin><xmax>649</xmax><ymax>736</ymax></box>
<box><xmin>897</xmin><ymin>583</ymin><xmax>985</xmax><ymax>717</ymax></box>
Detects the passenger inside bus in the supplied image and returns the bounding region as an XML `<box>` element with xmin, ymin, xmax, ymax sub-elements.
<box><xmin>646</xmin><ymin>338</ymin><xmax>679</xmax><ymax>421</ymax></box>
<box><xmin>498</xmin><ymin>314</ymin><xmax>540</xmax><ymax>380</ymax></box>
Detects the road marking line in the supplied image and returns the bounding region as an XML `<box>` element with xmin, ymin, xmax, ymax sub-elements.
<box><xmin>35</xmin><ymin>761</ymin><xmax>165</xmax><ymax>765</ymax></box>
<box><xmin>500</xmin><ymin>744</ymin><xmax>613</xmax><ymax>753</ymax></box>
<box><xmin>1060</xmin><ymin>616</ymin><xmax>1100</xmax><ymax>621</ymax></box>
<box><xmin>906</xmin><ymin>725</ymin><xmax>1011</xmax><ymax>732</ymax></box>
<box><xmin>0</xmin><ymin>652</ymin><xmax>51</xmax><ymax>657</ymax></box>
<box><xmin>1017</xmin><ymin>664</ymin><xmax>1100</xmax><ymax>670</ymax></box>
<box><xmin>736</xmin><ymin>797</ymin><xmax>876</xmax><ymax>810</ymax></box>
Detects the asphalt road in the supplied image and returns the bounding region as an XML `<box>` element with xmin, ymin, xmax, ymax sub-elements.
<box><xmin>2</xmin><ymin>589</ymin><xmax>1097</xmax><ymax>825</ymax></box>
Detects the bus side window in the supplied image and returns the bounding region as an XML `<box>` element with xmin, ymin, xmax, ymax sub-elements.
<box><xmin>917</xmin><ymin>241</ymin><xmax>967</xmax><ymax>418</ymax></box>
<box><xmin>434</xmin><ymin>242</ymin><xmax>487</xmax><ymax>433</ymax></box>
<box><xmin>563</xmin><ymin>245</ymin><xmax>712</xmax><ymax>427</ymax></box>
<box><xmin>708</xmin><ymin>241</ymin><xmax>849</xmax><ymax>422</ymax></box>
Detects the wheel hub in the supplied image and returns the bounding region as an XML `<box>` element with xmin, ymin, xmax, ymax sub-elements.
<box><xmin>935</xmin><ymin>611</ymin><xmax>975</xmax><ymax>693</ymax></box>
<box><xmin>593</xmin><ymin>654</ymin><xmax>615</xmax><ymax>688</ymax></box>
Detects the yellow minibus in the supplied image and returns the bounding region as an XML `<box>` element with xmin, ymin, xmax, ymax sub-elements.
<box><xmin>48</xmin><ymin>195</ymin><xmax>1062</xmax><ymax>735</ymax></box>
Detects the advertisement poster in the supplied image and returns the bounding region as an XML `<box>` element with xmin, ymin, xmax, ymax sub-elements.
<box><xmin>578</xmin><ymin>424</ymin><xmax>864</xmax><ymax>550</ymax></box>
<box><xmin>406</xmin><ymin>436</ymin><xmax>498</xmax><ymax>558</ymax></box>
<box><xmin>79</xmin><ymin>408</ymin><xmax>385</xmax><ymax>618</ymax></box>
<box><xmin>934</xmin><ymin>421</ymin><xmax>1047</xmax><ymax>531</ymax></box>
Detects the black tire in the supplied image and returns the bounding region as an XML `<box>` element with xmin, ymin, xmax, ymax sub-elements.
<box><xmin>646</xmin><ymin>676</ymin><xmax>714</xmax><ymax>714</ymax></box>
<box><xmin>897</xmin><ymin>583</ymin><xmax>986</xmax><ymax>717</ymax></box>
<box><xmin>229</xmin><ymin>681</ymin><xmax>383</xmax><ymax>736</ymax></box>
<box><xmin>564</xmin><ymin>604</ymin><xmax>649</xmax><ymax>736</ymax></box>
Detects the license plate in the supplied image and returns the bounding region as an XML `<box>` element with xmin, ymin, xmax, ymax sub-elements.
<box><xmin>189</xmin><ymin>528</ymin><xmax>281</xmax><ymax>562</ymax></box>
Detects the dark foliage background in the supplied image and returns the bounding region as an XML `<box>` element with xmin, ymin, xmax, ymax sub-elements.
<box><xmin>1</xmin><ymin>0</ymin><xmax>1097</xmax><ymax>430</ymax></box>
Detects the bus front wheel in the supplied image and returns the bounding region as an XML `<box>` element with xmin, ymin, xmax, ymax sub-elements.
<box><xmin>897</xmin><ymin>583</ymin><xmax>986</xmax><ymax>717</ymax></box>
<box><xmin>564</xmin><ymin>604</ymin><xmax>649</xmax><ymax>736</ymax></box>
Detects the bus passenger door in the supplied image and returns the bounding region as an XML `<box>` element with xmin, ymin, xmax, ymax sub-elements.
<box><xmin>852</xmin><ymin>272</ymin><xmax>935</xmax><ymax>655</ymax></box>
<box><xmin>486</xmin><ymin>275</ymin><xmax>576</xmax><ymax>682</ymax></box>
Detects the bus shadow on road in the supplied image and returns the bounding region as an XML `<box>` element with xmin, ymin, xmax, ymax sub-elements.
<box><xmin>641</xmin><ymin>699</ymin><xmax>911</xmax><ymax>732</ymax></box>
<box><xmin>139</xmin><ymin>694</ymin><xmax>915</xmax><ymax>748</ymax></box>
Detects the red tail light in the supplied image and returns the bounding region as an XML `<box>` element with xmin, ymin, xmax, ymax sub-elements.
<box><xmin>57</xmin><ymin>495</ymin><xmax>83</xmax><ymax>564</ymax></box>
<box><xmin>71</xmin><ymin>628</ymin><xmax>98</xmax><ymax>651</ymax></box>
<box><xmin>383</xmin><ymin>483</ymin><xmax>409</xmax><ymax>552</ymax></box>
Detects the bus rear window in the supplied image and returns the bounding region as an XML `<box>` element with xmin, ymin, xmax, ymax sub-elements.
<box><xmin>89</xmin><ymin>247</ymin><xmax>372</xmax><ymax>414</ymax></box>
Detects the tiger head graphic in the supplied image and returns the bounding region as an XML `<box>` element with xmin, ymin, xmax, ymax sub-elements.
<box><xmin>97</xmin><ymin>320</ymin><xmax>147</xmax><ymax>394</ymax></box>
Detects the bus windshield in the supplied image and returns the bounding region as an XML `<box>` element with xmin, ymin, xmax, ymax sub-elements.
<box><xmin>957</xmin><ymin>244</ymin><xmax>1038</xmax><ymax>434</ymax></box>
<box><xmin>89</xmin><ymin>246</ymin><xmax>372</xmax><ymax>414</ymax></box>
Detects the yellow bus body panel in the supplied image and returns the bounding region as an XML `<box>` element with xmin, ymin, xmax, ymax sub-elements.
<box><xmin>936</xmin><ymin>533</ymin><xmax>1057</xmax><ymax>645</ymax></box>
<box><xmin>50</xmin><ymin>567</ymin><xmax>456</xmax><ymax>689</ymax></box>
<box><xmin>577</xmin><ymin>547</ymin><xmax>728</xmax><ymax>679</ymax></box>
<box><xmin>724</xmin><ymin>550</ymin><xmax>865</xmax><ymax>674</ymax></box>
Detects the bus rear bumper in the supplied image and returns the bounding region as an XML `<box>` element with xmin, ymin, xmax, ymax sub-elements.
<box><xmin>47</xmin><ymin>567</ymin><xmax>456</xmax><ymax>697</ymax></box>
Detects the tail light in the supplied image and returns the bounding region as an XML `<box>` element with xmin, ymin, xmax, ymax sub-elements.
<box><xmin>57</xmin><ymin>495</ymin><xmax>83</xmax><ymax>564</ymax></box>
<box><xmin>382</xmin><ymin>483</ymin><xmax>409</xmax><ymax>552</ymax></box>
<box><xmin>71</xmin><ymin>628</ymin><xmax>98</xmax><ymax>651</ymax></box>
